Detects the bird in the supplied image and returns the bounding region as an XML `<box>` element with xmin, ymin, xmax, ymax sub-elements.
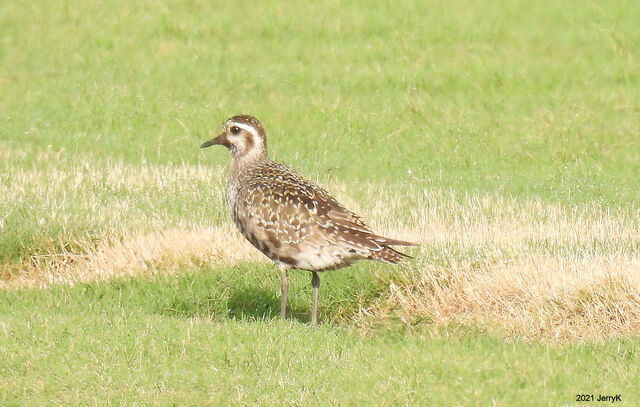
<box><xmin>200</xmin><ymin>115</ymin><xmax>417</xmax><ymax>324</ymax></box>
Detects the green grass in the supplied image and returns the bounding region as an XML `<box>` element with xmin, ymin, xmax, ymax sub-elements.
<box><xmin>1</xmin><ymin>266</ymin><xmax>638</xmax><ymax>405</ymax></box>
<box><xmin>1</xmin><ymin>0</ymin><xmax>640</xmax><ymax>404</ymax></box>
<box><xmin>2</xmin><ymin>0</ymin><xmax>639</xmax><ymax>205</ymax></box>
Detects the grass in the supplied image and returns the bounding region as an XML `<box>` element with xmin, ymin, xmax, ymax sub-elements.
<box><xmin>2</xmin><ymin>0</ymin><xmax>639</xmax><ymax>203</ymax></box>
<box><xmin>4</xmin><ymin>175</ymin><xmax>639</xmax><ymax>341</ymax></box>
<box><xmin>1</xmin><ymin>0</ymin><xmax>640</xmax><ymax>404</ymax></box>
<box><xmin>2</xmin><ymin>268</ymin><xmax>639</xmax><ymax>405</ymax></box>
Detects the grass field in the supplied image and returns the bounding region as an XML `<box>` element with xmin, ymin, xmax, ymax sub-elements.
<box><xmin>1</xmin><ymin>0</ymin><xmax>639</xmax><ymax>405</ymax></box>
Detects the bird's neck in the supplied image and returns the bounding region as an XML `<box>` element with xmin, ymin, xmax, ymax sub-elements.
<box><xmin>229</xmin><ymin>149</ymin><xmax>268</xmax><ymax>178</ymax></box>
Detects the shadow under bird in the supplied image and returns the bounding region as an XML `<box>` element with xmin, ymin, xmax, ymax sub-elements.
<box><xmin>200</xmin><ymin>115</ymin><xmax>417</xmax><ymax>324</ymax></box>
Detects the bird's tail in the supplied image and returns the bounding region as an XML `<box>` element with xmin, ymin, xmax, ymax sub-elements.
<box><xmin>366</xmin><ymin>234</ymin><xmax>419</xmax><ymax>264</ymax></box>
<box><xmin>370</xmin><ymin>246</ymin><xmax>413</xmax><ymax>264</ymax></box>
<box><xmin>376</xmin><ymin>237</ymin><xmax>419</xmax><ymax>247</ymax></box>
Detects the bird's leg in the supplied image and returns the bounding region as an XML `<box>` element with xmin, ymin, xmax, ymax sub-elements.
<box><xmin>279</xmin><ymin>265</ymin><xmax>289</xmax><ymax>320</ymax></box>
<box><xmin>311</xmin><ymin>271</ymin><xmax>320</xmax><ymax>325</ymax></box>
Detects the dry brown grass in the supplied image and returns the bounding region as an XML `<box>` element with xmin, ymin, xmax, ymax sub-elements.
<box><xmin>2</xmin><ymin>152</ymin><xmax>639</xmax><ymax>340</ymax></box>
<box><xmin>1</xmin><ymin>225</ymin><xmax>261</xmax><ymax>289</ymax></box>
<box><xmin>374</xmin><ymin>256</ymin><xmax>640</xmax><ymax>341</ymax></box>
<box><xmin>356</xmin><ymin>186</ymin><xmax>640</xmax><ymax>341</ymax></box>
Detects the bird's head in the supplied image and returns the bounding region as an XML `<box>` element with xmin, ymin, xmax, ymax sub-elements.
<box><xmin>200</xmin><ymin>115</ymin><xmax>267</xmax><ymax>159</ymax></box>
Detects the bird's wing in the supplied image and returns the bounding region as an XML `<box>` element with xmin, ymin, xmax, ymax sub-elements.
<box><xmin>243</xmin><ymin>162</ymin><xmax>402</xmax><ymax>255</ymax></box>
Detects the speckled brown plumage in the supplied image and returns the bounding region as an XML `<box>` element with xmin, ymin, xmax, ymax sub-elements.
<box><xmin>201</xmin><ymin>115</ymin><xmax>417</xmax><ymax>324</ymax></box>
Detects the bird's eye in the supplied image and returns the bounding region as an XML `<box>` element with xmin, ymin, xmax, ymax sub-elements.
<box><xmin>230</xmin><ymin>126</ymin><xmax>240</xmax><ymax>135</ymax></box>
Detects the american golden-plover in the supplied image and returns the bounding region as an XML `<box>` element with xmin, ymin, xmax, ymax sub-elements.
<box><xmin>201</xmin><ymin>115</ymin><xmax>416</xmax><ymax>324</ymax></box>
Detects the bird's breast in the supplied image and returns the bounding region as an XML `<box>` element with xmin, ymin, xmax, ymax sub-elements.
<box><xmin>226</xmin><ymin>178</ymin><xmax>240</xmax><ymax>215</ymax></box>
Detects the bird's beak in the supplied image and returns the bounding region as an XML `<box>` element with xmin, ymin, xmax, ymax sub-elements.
<box><xmin>200</xmin><ymin>132</ymin><xmax>229</xmax><ymax>148</ymax></box>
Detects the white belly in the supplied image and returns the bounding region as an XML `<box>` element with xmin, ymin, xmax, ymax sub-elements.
<box><xmin>287</xmin><ymin>244</ymin><xmax>361</xmax><ymax>271</ymax></box>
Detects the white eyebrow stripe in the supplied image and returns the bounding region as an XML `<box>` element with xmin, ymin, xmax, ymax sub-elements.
<box><xmin>229</xmin><ymin>122</ymin><xmax>259</xmax><ymax>138</ymax></box>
